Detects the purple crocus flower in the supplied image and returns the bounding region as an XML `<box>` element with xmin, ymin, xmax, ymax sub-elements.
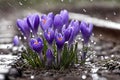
<box><xmin>40</xmin><ymin>12</ymin><xmax>53</xmax><ymax>31</ymax></box>
<box><xmin>67</xmin><ymin>20</ymin><xmax>80</xmax><ymax>44</ymax></box>
<box><xmin>44</xmin><ymin>28</ymin><xmax>54</xmax><ymax>45</ymax></box>
<box><xmin>80</xmin><ymin>21</ymin><xmax>93</xmax><ymax>44</ymax></box>
<box><xmin>54</xmin><ymin>14</ymin><xmax>63</xmax><ymax>30</ymax></box>
<box><xmin>55</xmin><ymin>31</ymin><xmax>65</xmax><ymax>49</ymax></box>
<box><xmin>69</xmin><ymin>20</ymin><xmax>80</xmax><ymax>36</ymax></box>
<box><xmin>13</xmin><ymin>35</ymin><xmax>19</xmax><ymax>46</ymax></box>
<box><xmin>46</xmin><ymin>49</ymin><xmax>54</xmax><ymax>65</ymax></box>
<box><xmin>30</xmin><ymin>38</ymin><xmax>44</xmax><ymax>54</ymax></box>
<box><xmin>54</xmin><ymin>10</ymin><xmax>69</xmax><ymax>31</ymax></box>
<box><xmin>17</xmin><ymin>18</ymin><xmax>30</xmax><ymax>39</ymax></box>
<box><xmin>62</xmin><ymin>26</ymin><xmax>72</xmax><ymax>41</ymax></box>
<box><xmin>68</xmin><ymin>27</ymin><xmax>75</xmax><ymax>44</ymax></box>
<box><xmin>27</xmin><ymin>14</ymin><xmax>40</xmax><ymax>36</ymax></box>
<box><xmin>60</xmin><ymin>9</ymin><xmax>69</xmax><ymax>24</ymax></box>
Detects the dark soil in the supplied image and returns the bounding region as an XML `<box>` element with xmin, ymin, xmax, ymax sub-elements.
<box><xmin>13</xmin><ymin>37</ymin><xmax>120</xmax><ymax>80</ymax></box>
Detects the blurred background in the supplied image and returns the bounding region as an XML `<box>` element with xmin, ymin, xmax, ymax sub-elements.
<box><xmin>0</xmin><ymin>0</ymin><xmax>120</xmax><ymax>43</ymax></box>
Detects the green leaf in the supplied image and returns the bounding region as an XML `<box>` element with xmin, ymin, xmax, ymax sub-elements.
<box><xmin>53</xmin><ymin>41</ymin><xmax>57</xmax><ymax>57</ymax></box>
<box><xmin>61</xmin><ymin>43</ymin><xmax>68</xmax><ymax>67</ymax></box>
<box><xmin>42</xmin><ymin>35</ymin><xmax>48</xmax><ymax>54</ymax></box>
<box><xmin>74</xmin><ymin>42</ymin><xmax>78</xmax><ymax>64</ymax></box>
<box><xmin>22</xmin><ymin>53</ymin><xmax>36</xmax><ymax>67</ymax></box>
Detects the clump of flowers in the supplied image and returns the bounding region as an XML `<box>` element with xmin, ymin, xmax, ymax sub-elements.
<box><xmin>14</xmin><ymin>10</ymin><xmax>93</xmax><ymax>69</ymax></box>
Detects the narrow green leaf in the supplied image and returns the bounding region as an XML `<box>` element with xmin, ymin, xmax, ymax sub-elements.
<box><xmin>22</xmin><ymin>53</ymin><xmax>36</xmax><ymax>67</ymax></box>
<box><xmin>74</xmin><ymin>42</ymin><xmax>78</xmax><ymax>64</ymax></box>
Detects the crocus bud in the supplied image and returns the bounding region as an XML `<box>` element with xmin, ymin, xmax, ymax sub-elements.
<box><xmin>13</xmin><ymin>36</ymin><xmax>19</xmax><ymax>46</ymax></box>
<box><xmin>54</xmin><ymin>10</ymin><xmax>69</xmax><ymax>31</ymax></box>
<box><xmin>69</xmin><ymin>20</ymin><xmax>80</xmax><ymax>36</ymax></box>
<box><xmin>44</xmin><ymin>28</ymin><xmax>54</xmax><ymax>45</ymax></box>
<box><xmin>60</xmin><ymin>9</ymin><xmax>69</xmax><ymax>25</ymax></box>
<box><xmin>68</xmin><ymin>27</ymin><xmax>75</xmax><ymax>44</ymax></box>
<box><xmin>27</xmin><ymin>14</ymin><xmax>40</xmax><ymax>36</ymax></box>
<box><xmin>80</xmin><ymin>21</ymin><xmax>93</xmax><ymax>44</ymax></box>
<box><xmin>46</xmin><ymin>49</ymin><xmax>54</xmax><ymax>66</ymax></box>
<box><xmin>54</xmin><ymin>14</ymin><xmax>63</xmax><ymax>30</ymax></box>
<box><xmin>17</xmin><ymin>18</ymin><xmax>30</xmax><ymax>39</ymax></box>
<box><xmin>40</xmin><ymin>12</ymin><xmax>53</xmax><ymax>31</ymax></box>
<box><xmin>55</xmin><ymin>31</ymin><xmax>65</xmax><ymax>49</ymax></box>
<box><xmin>30</xmin><ymin>38</ymin><xmax>44</xmax><ymax>54</ymax></box>
<box><xmin>62</xmin><ymin>27</ymin><xmax>72</xmax><ymax>41</ymax></box>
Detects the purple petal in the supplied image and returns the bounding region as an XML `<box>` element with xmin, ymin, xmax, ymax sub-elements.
<box><xmin>48</xmin><ymin>12</ymin><xmax>54</xmax><ymax>19</ymax></box>
<box><xmin>27</xmin><ymin>14</ymin><xmax>39</xmax><ymax>35</ymax></box>
<box><xmin>60</xmin><ymin>9</ymin><xmax>69</xmax><ymax>24</ymax></box>
<box><xmin>40</xmin><ymin>14</ymin><xmax>53</xmax><ymax>31</ymax></box>
<box><xmin>17</xmin><ymin>18</ymin><xmax>30</xmax><ymax>38</ymax></box>
<box><xmin>30</xmin><ymin>38</ymin><xmax>44</xmax><ymax>53</ymax></box>
<box><xmin>80</xmin><ymin>21</ymin><xmax>93</xmax><ymax>44</ymax></box>
<box><xmin>54</xmin><ymin>14</ymin><xmax>63</xmax><ymax>30</ymax></box>
<box><xmin>13</xmin><ymin>36</ymin><xmax>19</xmax><ymax>46</ymax></box>
<box><xmin>44</xmin><ymin>28</ymin><xmax>54</xmax><ymax>44</ymax></box>
<box><xmin>55</xmin><ymin>32</ymin><xmax>65</xmax><ymax>49</ymax></box>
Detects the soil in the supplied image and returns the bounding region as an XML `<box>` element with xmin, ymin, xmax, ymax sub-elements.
<box><xmin>13</xmin><ymin>37</ymin><xmax>120</xmax><ymax>80</ymax></box>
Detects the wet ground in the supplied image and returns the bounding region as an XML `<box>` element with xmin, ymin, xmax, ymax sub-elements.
<box><xmin>15</xmin><ymin>36</ymin><xmax>120</xmax><ymax>80</ymax></box>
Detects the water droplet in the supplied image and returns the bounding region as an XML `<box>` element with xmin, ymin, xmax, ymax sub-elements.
<box><xmin>88</xmin><ymin>43</ymin><xmax>91</xmax><ymax>47</ymax></box>
<box><xmin>92</xmin><ymin>33</ymin><xmax>94</xmax><ymax>36</ymax></box>
<box><xmin>83</xmin><ymin>9</ymin><xmax>87</xmax><ymax>12</ymax></box>
<box><xmin>104</xmin><ymin>56</ymin><xmax>109</xmax><ymax>59</ymax></box>
<box><xmin>82</xmin><ymin>75</ymin><xmax>86</xmax><ymax>79</ymax></box>
<box><xmin>90</xmin><ymin>0</ymin><xmax>93</xmax><ymax>1</ymax></box>
<box><xmin>110</xmin><ymin>59</ymin><xmax>113</xmax><ymax>62</ymax></box>
<box><xmin>101</xmin><ymin>56</ymin><xmax>104</xmax><ymax>60</ymax></box>
<box><xmin>113</xmin><ymin>12</ymin><xmax>116</xmax><ymax>15</ymax></box>
<box><xmin>32</xmin><ymin>35</ymin><xmax>35</xmax><ymax>38</ymax></box>
<box><xmin>91</xmin><ymin>40</ymin><xmax>94</xmax><ymax>43</ymax></box>
<box><xmin>99</xmin><ymin>34</ymin><xmax>102</xmax><ymax>37</ymax></box>
<box><xmin>21</xmin><ymin>33</ymin><xmax>24</xmax><ymax>36</ymax></box>
<box><xmin>19</xmin><ymin>2</ymin><xmax>23</xmax><ymax>6</ymax></box>
<box><xmin>24</xmin><ymin>37</ymin><xmax>27</xmax><ymax>40</ymax></box>
<box><xmin>78</xmin><ymin>37</ymin><xmax>81</xmax><ymax>40</ymax></box>
<box><xmin>81</xmin><ymin>39</ymin><xmax>84</xmax><ymax>41</ymax></box>
<box><xmin>12</xmin><ymin>47</ymin><xmax>18</xmax><ymax>51</ymax></box>
<box><xmin>30</xmin><ymin>75</ymin><xmax>34</xmax><ymax>79</ymax></box>
<box><xmin>111</xmin><ymin>55</ymin><xmax>114</xmax><ymax>58</ymax></box>
<box><xmin>105</xmin><ymin>17</ymin><xmax>108</xmax><ymax>20</ymax></box>
<box><xmin>8</xmin><ymin>25</ymin><xmax>12</xmax><ymax>29</ymax></box>
<box><xmin>61</xmin><ymin>0</ymin><xmax>64</xmax><ymax>2</ymax></box>
<box><xmin>39</xmin><ymin>32</ymin><xmax>42</xmax><ymax>36</ymax></box>
<box><xmin>19</xmin><ymin>37</ymin><xmax>22</xmax><ymax>40</ymax></box>
<box><xmin>65</xmin><ymin>41</ymin><xmax>68</xmax><ymax>44</ymax></box>
<box><xmin>94</xmin><ymin>42</ymin><xmax>96</xmax><ymax>45</ymax></box>
<box><xmin>30</xmin><ymin>30</ymin><xmax>32</xmax><ymax>33</ymax></box>
<box><xmin>84</xmin><ymin>71</ymin><xmax>88</xmax><ymax>74</ymax></box>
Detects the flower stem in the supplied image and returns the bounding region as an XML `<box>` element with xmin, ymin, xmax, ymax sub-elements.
<box><xmin>81</xmin><ymin>42</ymin><xmax>88</xmax><ymax>65</ymax></box>
<box><xmin>57</xmin><ymin>48</ymin><xmax>61</xmax><ymax>68</ymax></box>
